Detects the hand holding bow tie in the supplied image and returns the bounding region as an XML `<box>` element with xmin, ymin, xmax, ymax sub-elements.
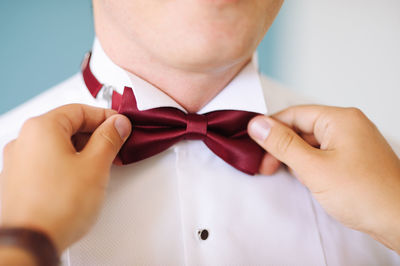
<box><xmin>0</xmin><ymin>104</ymin><xmax>132</xmax><ymax>257</ymax></box>
<box><xmin>248</xmin><ymin>105</ymin><xmax>400</xmax><ymax>254</ymax></box>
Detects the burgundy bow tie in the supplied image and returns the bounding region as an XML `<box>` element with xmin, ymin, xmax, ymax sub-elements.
<box><xmin>82</xmin><ymin>53</ymin><xmax>265</xmax><ymax>175</ymax></box>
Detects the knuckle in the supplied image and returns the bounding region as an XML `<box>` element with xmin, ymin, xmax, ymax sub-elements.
<box><xmin>99</xmin><ymin>129</ymin><xmax>118</xmax><ymax>152</ymax></box>
<box><xmin>345</xmin><ymin>107</ymin><xmax>366</xmax><ymax>120</ymax></box>
<box><xmin>3</xmin><ymin>140</ymin><xmax>15</xmax><ymax>156</ymax></box>
<box><xmin>275</xmin><ymin>130</ymin><xmax>295</xmax><ymax>156</ymax></box>
<box><xmin>21</xmin><ymin>117</ymin><xmax>42</xmax><ymax>132</ymax></box>
<box><xmin>60</xmin><ymin>103</ymin><xmax>82</xmax><ymax>111</ymax></box>
<box><xmin>66</xmin><ymin>103</ymin><xmax>80</xmax><ymax>108</ymax></box>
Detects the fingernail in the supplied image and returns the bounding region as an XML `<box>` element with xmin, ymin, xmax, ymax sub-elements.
<box><xmin>114</xmin><ymin>116</ymin><xmax>131</xmax><ymax>140</ymax></box>
<box><xmin>248</xmin><ymin>117</ymin><xmax>271</xmax><ymax>142</ymax></box>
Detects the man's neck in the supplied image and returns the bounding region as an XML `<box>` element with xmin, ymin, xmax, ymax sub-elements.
<box><xmin>96</xmin><ymin>33</ymin><xmax>251</xmax><ymax>113</ymax></box>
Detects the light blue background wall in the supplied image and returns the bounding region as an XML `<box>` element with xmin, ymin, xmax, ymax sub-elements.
<box><xmin>0</xmin><ymin>1</ymin><xmax>94</xmax><ymax>114</ymax></box>
<box><xmin>0</xmin><ymin>1</ymin><xmax>286</xmax><ymax>115</ymax></box>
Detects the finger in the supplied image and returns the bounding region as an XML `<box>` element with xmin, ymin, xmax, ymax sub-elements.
<box><xmin>248</xmin><ymin>115</ymin><xmax>322</xmax><ymax>173</ymax></box>
<box><xmin>271</xmin><ymin>105</ymin><xmax>339</xmax><ymax>144</ymax></box>
<box><xmin>41</xmin><ymin>104</ymin><xmax>117</xmax><ymax>137</ymax></box>
<box><xmin>259</xmin><ymin>153</ymin><xmax>282</xmax><ymax>176</ymax></box>
<box><xmin>81</xmin><ymin>114</ymin><xmax>132</xmax><ymax>168</ymax></box>
<box><xmin>2</xmin><ymin>139</ymin><xmax>16</xmax><ymax>167</ymax></box>
<box><xmin>2</xmin><ymin>139</ymin><xmax>16</xmax><ymax>156</ymax></box>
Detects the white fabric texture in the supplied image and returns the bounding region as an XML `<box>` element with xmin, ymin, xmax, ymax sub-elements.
<box><xmin>0</xmin><ymin>39</ymin><xmax>399</xmax><ymax>266</ymax></box>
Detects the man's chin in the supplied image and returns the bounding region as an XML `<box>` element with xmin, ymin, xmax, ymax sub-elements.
<box><xmin>177</xmin><ymin>40</ymin><xmax>256</xmax><ymax>72</ymax></box>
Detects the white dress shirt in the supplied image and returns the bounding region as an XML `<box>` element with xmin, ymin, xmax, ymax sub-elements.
<box><xmin>0</xmin><ymin>39</ymin><xmax>399</xmax><ymax>266</ymax></box>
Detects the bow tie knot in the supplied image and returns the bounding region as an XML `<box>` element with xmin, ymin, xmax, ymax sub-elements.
<box><xmin>111</xmin><ymin>87</ymin><xmax>265</xmax><ymax>175</ymax></box>
<box><xmin>185</xmin><ymin>113</ymin><xmax>208</xmax><ymax>140</ymax></box>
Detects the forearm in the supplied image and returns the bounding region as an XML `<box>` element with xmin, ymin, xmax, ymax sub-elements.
<box><xmin>0</xmin><ymin>247</ymin><xmax>36</xmax><ymax>266</ymax></box>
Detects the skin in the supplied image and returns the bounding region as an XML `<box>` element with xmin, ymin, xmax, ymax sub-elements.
<box><xmin>93</xmin><ymin>0</ymin><xmax>283</xmax><ymax>172</ymax></box>
<box><xmin>0</xmin><ymin>105</ymin><xmax>132</xmax><ymax>265</ymax></box>
<box><xmin>93</xmin><ymin>0</ymin><xmax>284</xmax><ymax>112</ymax></box>
<box><xmin>248</xmin><ymin>106</ymin><xmax>400</xmax><ymax>253</ymax></box>
<box><xmin>1</xmin><ymin>0</ymin><xmax>400</xmax><ymax>264</ymax></box>
<box><xmin>1</xmin><ymin>105</ymin><xmax>399</xmax><ymax>266</ymax></box>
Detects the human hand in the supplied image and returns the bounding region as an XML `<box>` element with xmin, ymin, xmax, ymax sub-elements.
<box><xmin>0</xmin><ymin>104</ymin><xmax>132</xmax><ymax>253</ymax></box>
<box><xmin>248</xmin><ymin>105</ymin><xmax>400</xmax><ymax>253</ymax></box>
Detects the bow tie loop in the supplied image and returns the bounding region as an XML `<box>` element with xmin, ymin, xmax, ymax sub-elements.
<box><xmin>185</xmin><ymin>113</ymin><xmax>208</xmax><ymax>140</ymax></box>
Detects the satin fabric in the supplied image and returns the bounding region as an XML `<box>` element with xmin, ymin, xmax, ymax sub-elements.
<box><xmin>113</xmin><ymin>87</ymin><xmax>265</xmax><ymax>175</ymax></box>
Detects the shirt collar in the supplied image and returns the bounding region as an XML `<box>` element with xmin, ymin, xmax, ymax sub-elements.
<box><xmin>90</xmin><ymin>38</ymin><xmax>267</xmax><ymax>115</ymax></box>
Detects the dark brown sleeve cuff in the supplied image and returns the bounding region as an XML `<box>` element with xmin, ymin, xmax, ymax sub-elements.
<box><xmin>0</xmin><ymin>227</ymin><xmax>59</xmax><ymax>266</ymax></box>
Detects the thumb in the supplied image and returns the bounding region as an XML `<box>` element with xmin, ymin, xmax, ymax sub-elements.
<box><xmin>82</xmin><ymin>114</ymin><xmax>132</xmax><ymax>166</ymax></box>
<box><xmin>248</xmin><ymin>115</ymin><xmax>319</xmax><ymax>173</ymax></box>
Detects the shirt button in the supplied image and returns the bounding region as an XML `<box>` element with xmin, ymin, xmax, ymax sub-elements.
<box><xmin>198</xmin><ymin>229</ymin><xmax>209</xmax><ymax>240</ymax></box>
